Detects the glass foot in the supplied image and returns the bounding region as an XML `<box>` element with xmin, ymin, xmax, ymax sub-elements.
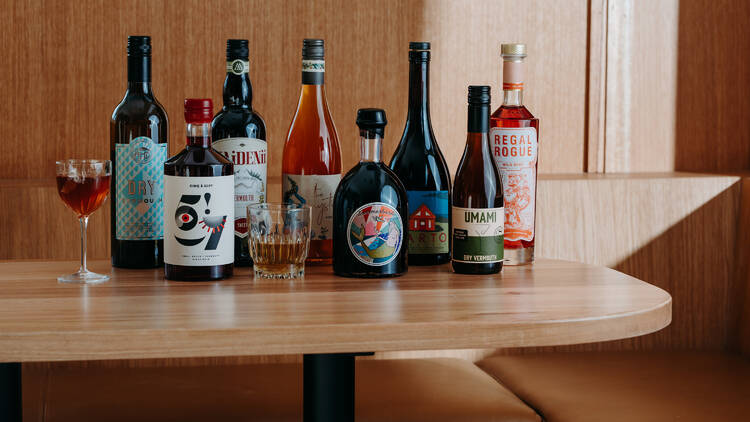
<box><xmin>58</xmin><ymin>270</ymin><xmax>110</xmax><ymax>284</ymax></box>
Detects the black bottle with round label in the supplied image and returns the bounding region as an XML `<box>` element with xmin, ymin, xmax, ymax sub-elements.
<box><xmin>333</xmin><ymin>109</ymin><xmax>408</xmax><ymax>278</ymax></box>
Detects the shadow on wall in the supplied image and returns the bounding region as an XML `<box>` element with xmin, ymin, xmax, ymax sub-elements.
<box><xmin>674</xmin><ymin>0</ymin><xmax>750</xmax><ymax>172</ymax></box>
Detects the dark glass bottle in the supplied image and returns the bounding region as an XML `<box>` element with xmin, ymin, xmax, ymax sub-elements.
<box><xmin>110</xmin><ymin>35</ymin><xmax>169</xmax><ymax>268</ymax></box>
<box><xmin>164</xmin><ymin>99</ymin><xmax>234</xmax><ymax>281</ymax></box>
<box><xmin>333</xmin><ymin>109</ymin><xmax>408</xmax><ymax>278</ymax></box>
<box><xmin>389</xmin><ymin>42</ymin><xmax>451</xmax><ymax>266</ymax></box>
<box><xmin>212</xmin><ymin>39</ymin><xmax>268</xmax><ymax>267</ymax></box>
<box><xmin>452</xmin><ymin>86</ymin><xmax>504</xmax><ymax>275</ymax></box>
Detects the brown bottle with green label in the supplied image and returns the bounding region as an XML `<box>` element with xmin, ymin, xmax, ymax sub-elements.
<box><xmin>451</xmin><ymin>86</ymin><xmax>504</xmax><ymax>274</ymax></box>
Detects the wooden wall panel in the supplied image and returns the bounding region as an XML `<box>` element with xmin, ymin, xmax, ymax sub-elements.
<box><xmin>601</xmin><ymin>0</ymin><xmax>679</xmax><ymax>172</ymax></box>
<box><xmin>416</xmin><ymin>0</ymin><xmax>588</xmax><ymax>174</ymax></box>
<box><xmin>0</xmin><ymin>0</ymin><xmax>586</xmax><ymax>184</ymax></box>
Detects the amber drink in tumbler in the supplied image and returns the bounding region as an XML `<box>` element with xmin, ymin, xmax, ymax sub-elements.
<box><xmin>248</xmin><ymin>203</ymin><xmax>311</xmax><ymax>279</ymax></box>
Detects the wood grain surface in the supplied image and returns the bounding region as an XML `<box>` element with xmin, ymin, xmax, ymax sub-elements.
<box><xmin>0</xmin><ymin>0</ymin><xmax>586</xmax><ymax>183</ymax></box>
<box><xmin>0</xmin><ymin>258</ymin><xmax>671</xmax><ymax>362</ymax></box>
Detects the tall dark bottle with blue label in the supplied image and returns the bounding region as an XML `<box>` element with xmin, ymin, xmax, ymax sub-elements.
<box><xmin>212</xmin><ymin>39</ymin><xmax>268</xmax><ymax>267</ymax></box>
<box><xmin>451</xmin><ymin>86</ymin><xmax>504</xmax><ymax>275</ymax></box>
<box><xmin>333</xmin><ymin>109</ymin><xmax>408</xmax><ymax>278</ymax></box>
<box><xmin>389</xmin><ymin>42</ymin><xmax>451</xmax><ymax>266</ymax></box>
<box><xmin>110</xmin><ymin>36</ymin><xmax>169</xmax><ymax>268</ymax></box>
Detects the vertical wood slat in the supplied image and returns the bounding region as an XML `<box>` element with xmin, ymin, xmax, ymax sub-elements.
<box><xmin>586</xmin><ymin>0</ymin><xmax>607</xmax><ymax>173</ymax></box>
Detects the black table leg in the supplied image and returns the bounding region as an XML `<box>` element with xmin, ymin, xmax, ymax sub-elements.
<box><xmin>303</xmin><ymin>353</ymin><xmax>355</xmax><ymax>422</ymax></box>
<box><xmin>0</xmin><ymin>363</ymin><xmax>21</xmax><ymax>422</ymax></box>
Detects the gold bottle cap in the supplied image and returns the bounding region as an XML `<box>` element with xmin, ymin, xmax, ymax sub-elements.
<box><xmin>501</xmin><ymin>43</ymin><xmax>526</xmax><ymax>59</ymax></box>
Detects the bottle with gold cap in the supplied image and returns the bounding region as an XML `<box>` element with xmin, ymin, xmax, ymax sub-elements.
<box><xmin>490</xmin><ymin>43</ymin><xmax>539</xmax><ymax>266</ymax></box>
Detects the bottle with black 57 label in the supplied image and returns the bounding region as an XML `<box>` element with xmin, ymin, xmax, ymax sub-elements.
<box><xmin>451</xmin><ymin>86</ymin><xmax>504</xmax><ymax>275</ymax></box>
<box><xmin>164</xmin><ymin>99</ymin><xmax>234</xmax><ymax>281</ymax></box>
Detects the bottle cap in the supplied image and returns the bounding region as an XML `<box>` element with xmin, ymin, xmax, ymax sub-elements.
<box><xmin>302</xmin><ymin>39</ymin><xmax>324</xmax><ymax>60</ymax></box>
<box><xmin>226</xmin><ymin>39</ymin><xmax>249</xmax><ymax>59</ymax></box>
<box><xmin>468</xmin><ymin>85</ymin><xmax>491</xmax><ymax>105</ymax></box>
<box><xmin>184</xmin><ymin>98</ymin><xmax>213</xmax><ymax>123</ymax></box>
<box><xmin>409</xmin><ymin>41</ymin><xmax>431</xmax><ymax>62</ymax></box>
<box><xmin>501</xmin><ymin>43</ymin><xmax>527</xmax><ymax>59</ymax></box>
<box><xmin>127</xmin><ymin>36</ymin><xmax>151</xmax><ymax>57</ymax></box>
<box><xmin>409</xmin><ymin>42</ymin><xmax>430</xmax><ymax>50</ymax></box>
<box><xmin>356</xmin><ymin>108</ymin><xmax>388</xmax><ymax>137</ymax></box>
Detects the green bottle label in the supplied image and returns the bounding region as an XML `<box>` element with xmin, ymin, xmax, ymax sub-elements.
<box><xmin>451</xmin><ymin>206</ymin><xmax>504</xmax><ymax>264</ymax></box>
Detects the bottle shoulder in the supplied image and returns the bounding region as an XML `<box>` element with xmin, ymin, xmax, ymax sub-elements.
<box><xmin>212</xmin><ymin>108</ymin><xmax>267</xmax><ymax>140</ymax></box>
<box><xmin>490</xmin><ymin>105</ymin><xmax>538</xmax><ymax>122</ymax></box>
<box><xmin>165</xmin><ymin>147</ymin><xmax>234</xmax><ymax>170</ymax></box>
<box><xmin>111</xmin><ymin>94</ymin><xmax>169</xmax><ymax>123</ymax></box>
<box><xmin>389</xmin><ymin>129</ymin><xmax>451</xmax><ymax>190</ymax></box>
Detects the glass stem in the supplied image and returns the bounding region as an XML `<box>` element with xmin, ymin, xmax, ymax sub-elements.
<box><xmin>79</xmin><ymin>216</ymin><xmax>88</xmax><ymax>273</ymax></box>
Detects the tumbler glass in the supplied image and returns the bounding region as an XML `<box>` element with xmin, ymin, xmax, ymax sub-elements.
<box><xmin>247</xmin><ymin>203</ymin><xmax>311</xmax><ymax>279</ymax></box>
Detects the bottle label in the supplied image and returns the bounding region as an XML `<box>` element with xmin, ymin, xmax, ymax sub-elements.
<box><xmin>490</xmin><ymin>127</ymin><xmax>537</xmax><ymax>242</ymax></box>
<box><xmin>164</xmin><ymin>175</ymin><xmax>234</xmax><ymax>266</ymax></box>
<box><xmin>451</xmin><ymin>206</ymin><xmax>504</xmax><ymax>263</ymax></box>
<box><xmin>213</xmin><ymin>137</ymin><xmax>267</xmax><ymax>238</ymax></box>
<box><xmin>114</xmin><ymin>137</ymin><xmax>167</xmax><ymax>240</ymax></box>
<box><xmin>302</xmin><ymin>60</ymin><xmax>325</xmax><ymax>72</ymax></box>
<box><xmin>406</xmin><ymin>190</ymin><xmax>449</xmax><ymax>254</ymax></box>
<box><xmin>226</xmin><ymin>60</ymin><xmax>249</xmax><ymax>75</ymax></box>
<box><xmin>282</xmin><ymin>174</ymin><xmax>340</xmax><ymax>241</ymax></box>
<box><xmin>347</xmin><ymin>202</ymin><xmax>404</xmax><ymax>266</ymax></box>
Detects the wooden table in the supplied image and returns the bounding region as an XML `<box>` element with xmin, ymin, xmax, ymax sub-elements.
<box><xmin>0</xmin><ymin>259</ymin><xmax>671</xmax><ymax>421</ymax></box>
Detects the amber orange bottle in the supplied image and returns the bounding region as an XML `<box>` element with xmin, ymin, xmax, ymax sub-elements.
<box><xmin>490</xmin><ymin>43</ymin><xmax>539</xmax><ymax>265</ymax></box>
<box><xmin>282</xmin><ymin>39</ymin><xmax>342</xmax><ymax>265</ymax></box>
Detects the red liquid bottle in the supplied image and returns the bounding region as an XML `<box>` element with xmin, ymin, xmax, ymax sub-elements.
<box><xmin>164</xmin><ymin>99</ymin><xmax>234</xmax><ymax>281</ymax></box>
<box><xmin>281</xmin><ymin>39</ymin><xmax>342</xmax><ymax>266</ymax></box>
<box><xmin>490</xmin><ymin>44</ymin><xmax>539</xmax><ymax>265</ymax></box>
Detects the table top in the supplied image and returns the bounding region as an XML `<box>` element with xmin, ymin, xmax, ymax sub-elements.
<box><xmin>0</xmin><ymin>259</ymin><xmax>671</xmax><ymax>362</ymax></box>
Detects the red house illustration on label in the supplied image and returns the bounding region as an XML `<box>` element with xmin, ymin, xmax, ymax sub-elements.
<box><xmin>409</xmin><ymin>204</ymin><xmax>435</xmax><ymax>231</ymax></box>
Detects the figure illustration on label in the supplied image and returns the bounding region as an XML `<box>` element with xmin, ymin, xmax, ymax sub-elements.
<box><xmin>173</xmin><ymin>193</ymin><xmax>228</xmax><ymax>250</ymax></box>
<box><xmin>348</xmin><ymin>203</ymin><xmax>404</xmax><ymax>266</ymax></box>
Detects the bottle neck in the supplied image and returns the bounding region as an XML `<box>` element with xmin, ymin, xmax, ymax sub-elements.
<box><xmin>223</xmin><ymin>58</ymin><xmax>252</xmax><ymax>107</ymax></box>
<box><xmin>502</xmin><ymin>60</ymin><xmax>524</xmax><ymax>106</ymax></box>
<box><xmin>359</xmin><ymin>130</ymin><xmax>383</xmax><ymax>163</ymax></box>
<box><xmin>301</xmin><ymin>58</ymin><xmax>325</xmax><ymax>85</ymax></box>
<box><xmin>407</xmin><ymin>59</ymin><xmax>430</xmax><ymax>120</ymax></box>
<box><xmin>468</xmin><ymin>104</ymin><xmax>490</xmax><ymax>133</ymax></box>
<box><xmin>186</xmin><ymin>123</ymin><xmax>212</xmax><ymax>148</ymax></box>
<box><xmin>127</xmin><ymin>56</ymin><xmax>152</xmax><ymax>94</ymax></box>
<box><xmin>297</xmin><ymin>84</ymin><xmax>328</xmax><ymax>114</ymax></box>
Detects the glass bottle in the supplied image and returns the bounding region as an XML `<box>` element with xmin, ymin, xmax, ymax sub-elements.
<box><xmin>452</xmin><ymin>86</ymin><xmax>504</xmax><ymax>275</ymax></box>
<box><xmin>389</xmin><ymin>42</ymin><xmax>451</xmax><ymax>266</ymax></box>
<box><xmin>282</xmin><ymin>39</ymin><xmax>342</xmax><ymax>265</ymax></box>
<box><xmin>333</xmin><ymin>109</ymin><xmax>408</xmax><ymax>278</ymax></box>
<box><xmin>110</xmin><ymin>35</ymin><xmax>169</xmax><ymax>268</ymax></box>
<box><xmin>490</xmin><ymin>43</ymin><xmax>539</xmax><ymax>265</ymax></box>
<box><xmin>212</xmin><ymin>39</ymin><xmax>268</xmax><ymax>267</ymax></box>
<box><xmin>164</xmin><ymin>99</ymin><xmax>234</xmax><ymax>281</ymax></box>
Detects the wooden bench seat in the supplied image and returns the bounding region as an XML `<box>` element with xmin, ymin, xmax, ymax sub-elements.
<box><xmin>24</xmin><ymin>358</ymin><xmax>541</xmax><ymax>422</ymax></box>
<box><xmin>477</xmin><ymin>351</ymin><xmax>750</xmax><ymax>422</ymax></box>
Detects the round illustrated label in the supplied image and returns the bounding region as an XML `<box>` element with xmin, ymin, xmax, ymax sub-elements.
<box><xmin>347</xmin><ymin>202</ymin><xmax>403</xmax><ymax>266</ymax></box>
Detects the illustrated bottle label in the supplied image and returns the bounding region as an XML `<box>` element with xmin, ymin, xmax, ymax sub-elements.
<box><xmin>213</xmin><ymin>137</ymin><xmax>267</xmax><ymax>238</ymax></box>
<box><xmin>114</xmin><ymin>136</ymin><xmax>167</xmax><ymax>240</ymax></box>
<box><xmin>406</xmin><ymin>190</ymin><xmax>449</xmax><ymax>255</ymax></box>
<box><xmin>490</xmin><ymin>127</ymin><xmax>537</xmax><ymax>242</ymax></box>
<box><xmin>164</xmin><ymin>175</ymin><xmax>234</xmax><ymax>266</ymax></box>
<box><xmin>282</xmin><ymin>173</ymin><xmax>340</xmax><ymax>241</ymax></box>
<box><xmin>347</xmin><ymin>202</ymin><xmax>404</xmax><ymax>266</ymax></box>
<box><xmin>451</xmin><ymin>206</ymin><xmax>504</xmax><ymax>263</ymax></box>
<box><xmin>226</xmin><ymin>60</ymin><xmax>249</xmax><ymax>75</ymax></box>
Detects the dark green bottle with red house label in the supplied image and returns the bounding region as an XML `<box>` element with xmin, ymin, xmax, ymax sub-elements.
<box><xmin>389</xmin><ymin>42</ymin><xmax>452</xmax><ymax>266</ymax></box>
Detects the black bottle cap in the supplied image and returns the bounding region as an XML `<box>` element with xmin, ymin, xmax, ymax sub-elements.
<box><xmin>302</xmin><ymin>39</ymin><xmax>324</xmax><ymax>60</ymax></box>
<box><xmin>409</xmin><ymin>42</ymin><xmax>430</xmax><ymax>50</ymax></box>
<box><xmin>127</xmin><ymin>36</ymin><xmax>151</xmax><ymax>57</ymax></box>
<box><xmin>226</xmin><ymin>39</ymin><xmax>249</xmax><ymax>59</ymax></box>
<box><xmin>356</xmin><ymin>108</ymin><xmax>388</xmax><ymax>137</ymax></box>
<box><xmin>409</xmin><ymin>41</ymin><xmax>430</xmax><ymax>62</ymax></box>
<box><xmin>468</xmin><ymin>85</ymin><xmax>491</xmax><ymax>105</ymax></box>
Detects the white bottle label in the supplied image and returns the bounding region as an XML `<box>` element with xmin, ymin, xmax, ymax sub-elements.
<box><xmin>164</xmin><ymin>175</ymin><xmax>234</xmax><ymax>266</ymax></box>
<box><xmin>213</xmin><ymin>137</ymin><xmax>267</xmax><ymax>238</ymax></box>
<box><xmin>490</xmin><ymin>127</ymin><xmax>538</xmax><ymax>242</ymax></box>
<box><xmin>282</xmin><ymin>173</ymin><xmax>340</xmax><ymax>241</ymax></box>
